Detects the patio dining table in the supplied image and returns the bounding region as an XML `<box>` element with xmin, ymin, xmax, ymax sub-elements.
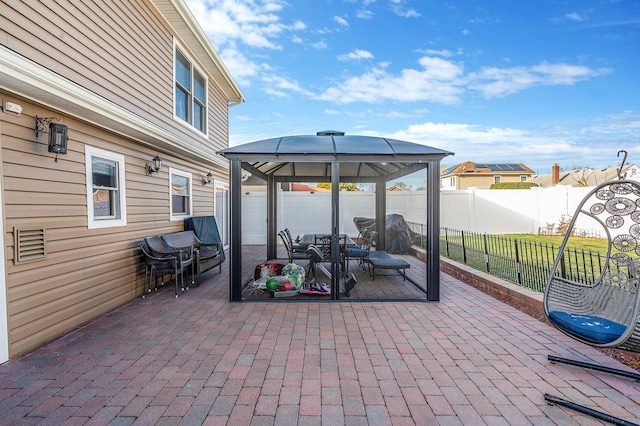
<box><xmin>297</xmin><ymin>233</ymin><xmax>356</xmax><ymax>248</ymax></box>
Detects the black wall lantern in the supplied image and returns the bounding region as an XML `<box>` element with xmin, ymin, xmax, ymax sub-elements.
<box><xmin>48</xmin><ymin>123</ymin><xmax>68</xmax><ymax>155</ymax></box>
<box><xmin>35</xmin><ymin>116</ymin><xmax>68</xmax><ymax>162</ymax></box>
<box><xmin>202</xmin><ymin>172</ymin><xmax>213</xmax><ymax>185</ymax></box>
<box><xmin>146</xmin><ymin>154</ymin><xmax>162</xmax><ymax>175</ymax></box>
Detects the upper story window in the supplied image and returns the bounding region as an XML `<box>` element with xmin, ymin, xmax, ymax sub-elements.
<box><xmin>170</xmin><ymin>168</ymin><xmax>192</xmax><ymax>220</ymax></box>
<box><xmin>174</xmin><ymin>44</ymin><xmax>207</xmax><ymax>134</ymax></box>
<box><xmin>86</xmin><ymin>146</ymin><xmax>127</xmax><ymax>229</ymax></box>
<box><xmin>494</xmin><ymin>175</ymin><xmax>501</xmax><ymax>184</ymax></box>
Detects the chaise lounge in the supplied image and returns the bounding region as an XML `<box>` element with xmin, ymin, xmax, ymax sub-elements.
<box><xmin>365</xmin><ymin>250</ymin><xmax>410</xmax><ymax>280</ymax></box>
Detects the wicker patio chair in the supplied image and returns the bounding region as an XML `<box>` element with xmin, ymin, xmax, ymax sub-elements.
<box><xmin>542</xmin><ymin>178</ymin><xmax>640</xmax><ymax>423</ymax></box>
<box><xmin>544</xmin><ymin>179</ymin><xmax>640</xmax><ymax>352</ymax></box>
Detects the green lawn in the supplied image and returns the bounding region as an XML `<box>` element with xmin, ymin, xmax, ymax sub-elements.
<box><xmin>438</xmin><ymin>231</ymin><xmax>610</xmax><ymax>291</ymax></box>
<box><xmin>504</xmin><ymin>233</ymin><xmax>609</xmax><ymax>252</ymax></box>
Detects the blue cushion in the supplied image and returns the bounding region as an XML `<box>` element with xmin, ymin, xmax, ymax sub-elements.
<box><xmin>548</xmin><ymin>311</ymin><xmax>626</xmax><ymax>344</ymax></box>
<box><xmin>346</xmin><ymin>247</ymin><xmax>368</xmax><ymax>257</ymax></box>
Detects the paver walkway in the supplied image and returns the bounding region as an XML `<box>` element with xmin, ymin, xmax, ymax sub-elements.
<box><xmin>0</xmin><ymin>265</ymin><xmax>639</xmax><ymax>425</ymax></box>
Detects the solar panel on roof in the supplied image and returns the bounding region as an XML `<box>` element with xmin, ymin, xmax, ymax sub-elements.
<box><xmin>481</xmin><ymin>164</ymin><xmax>525</xmax><ymax>171</ymax></box>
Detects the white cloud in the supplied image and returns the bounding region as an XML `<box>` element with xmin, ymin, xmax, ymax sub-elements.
<box><xmin>316</xmin><ymin>56</ymin><xmax>465</xmax><ymax>104</ymax></box>
<box><xmin>312</xmin><ymin>41</ymin><xmax>329</xmax><ymax>49</ymax></box>
<box><xmin>337</xmin><ymin>49</ymin><xmax>374</xmax><ymax>61</ymax></box>
<box><xmin>356</xmin><ymin>9</ymin><xmax>374</xmax><ymax>19</ymax></box>
<box><xmin>422</xmin><ymin>49</ymin><xmax>454</xmax><ymax>58</ymax></box>
<box><xmin>358</xmin><ymin>112</ymin><xmax>640</xmax><ymax>173</ymax></box>
<box><xmin>334</xmin><ymin>16</ymin><xmax>349</xmax><ymax>27</ymax></box>
<box><xmin>469</xmin><ymin>62</ymin><xmax>612</xmax><ymax>98</ymax></box>
<box><xmin>389</xmin><ymin>0</ymin><xmax>420</xmax><ymax>17</ymax></box>
<box><xmin>566</xmin><ymin>12</ymin><xmax>586</xmax><ymax>22</ymax></box>
<box><xmin>186</xmin><ymin>0</ymin><xmax>296</xmax><ymax>49</ymax></box>
<box><xmin>218</xmin><ymin>46</ymin><xmax>268</xmax><ymax>87</ymax></box>
<box><xmin>262</xmin><ymin>75</ymin><xmax>315</xmax><ymax>97</ymax></box>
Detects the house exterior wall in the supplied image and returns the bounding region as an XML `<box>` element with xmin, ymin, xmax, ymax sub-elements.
<box><xmin>0</xmin><ymin>0</ymin><xmax>230</xmax><ymax>156</ymax></box>
<box><xmin>444</xmin><ymin>174</ymin><xmax>529</xmax><ymax>190</ymax></box>
<box><xmin>0</xmin><ymin>1</ymin><xmax>239</xmax><ymax>358</ymax></box>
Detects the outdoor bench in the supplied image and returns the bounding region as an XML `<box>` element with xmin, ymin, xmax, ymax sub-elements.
<box><xmin>162</xmin><ymin>230</ymin><xmax>223</xmax><ymax>284</ymax></box>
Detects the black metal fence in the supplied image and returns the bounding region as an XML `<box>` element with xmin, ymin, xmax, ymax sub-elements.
<box><xmin>406</xmin><ymin>222</ymin><xmax>606</xmax><ymax>293</ymax></box>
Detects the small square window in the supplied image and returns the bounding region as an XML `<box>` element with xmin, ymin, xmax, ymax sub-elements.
<box><xmin>86</xmin><ymin>146</ymin><xmax>127</xmax><ymax>229</ymax></box>
<box><xmin>170</xmin><ymin>168</ymin><xmax>192</xmax><ymax>220</ymax></box>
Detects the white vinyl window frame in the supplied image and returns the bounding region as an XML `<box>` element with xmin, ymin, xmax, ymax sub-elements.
<box><xmin>214</xmin><ymin>180</ymin><xmax>230</xmax><ymax>249</ymax></box>
<box><xmin>85</xmin><ymin>146</ymin><xmax>127</xmax><ymax>229</ymax></box>
<box><xmin>494</xmin><ymin>175</ymin><xmax>502</xmax><ymax>184</ymax></box>
<box><xmin>169</xmin><ymin>167</ymin><xmax>193</xmax><ymax>221</ymax></box>
<box><xmin>173</xmin><ymin>40</ymin><xmax>208</xmax><ymax>135</ymax></box>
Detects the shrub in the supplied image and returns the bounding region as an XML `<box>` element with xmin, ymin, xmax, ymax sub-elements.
<box><xmin>490</xmin><ymin>182</ymin><xmax>539</xmax><ymax>190</ymax></box>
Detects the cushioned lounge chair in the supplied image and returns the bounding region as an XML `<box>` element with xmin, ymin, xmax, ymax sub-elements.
<box><xmin>365</xmin><ymin>251</ymin><xmax>410</xmax><ymax>280</ymax></box>
<box><xmin>184</xmin><ymin>216</ymin><xmax>225</xmax><ymax>273</ymax></box>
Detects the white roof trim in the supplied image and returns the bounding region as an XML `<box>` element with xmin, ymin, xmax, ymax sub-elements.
<box><xmin>150</xmin><ymin>0</ymin><xmax>245</xmax><ymax>106</ymax></box>
<box><xmin>0</xmin><ymin>45</ymin><xmax>228</xmax><ymax>168</ymax></box>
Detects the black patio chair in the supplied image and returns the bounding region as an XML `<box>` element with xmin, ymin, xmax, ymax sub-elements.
<box><xmin>278</xmin><ymin>230</ymin><xmax>309</xmax><ymax>264</ymax></box>
<box><xmin>284</xmin><ymin>228</ymin><xmax>306</xmax><ymax>254</ymax></box>
<box><xmin>145</xmin><ymin>236</ymin><xmax>194</xmax><ymax>297</ymax></box>
<box><xmin>344</xmin><ymin>229</ymin><xmax>376</xmax><ymax>273</ymax></box>
<box><xmin>139</xmin><ymin>242</ymin><xmax>177</xmax><ymax>297</ymax></box>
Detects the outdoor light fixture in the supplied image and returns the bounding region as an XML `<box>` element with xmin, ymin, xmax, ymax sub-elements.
<box><xmin>35</xmin><ymin>116</ymin><xmax>68</xmax><ymax>162</ymax></box>
<box><xmin>146</xmin><ymin>154</ymin><xmax>162</xmax><ymax>174</ymax></box>
<box><xmin>48</xmin><ymin>123</ymin><xmax>68</xmax><ymax>155</ymax></box>
<box><xmin>202</xmin><ymin>172</ymin><xmax>213</xmax><ymax>185</ymax></box>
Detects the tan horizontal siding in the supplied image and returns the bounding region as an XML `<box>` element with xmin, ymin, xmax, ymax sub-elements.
<box><xmin>1</xmin><ymin>0</ymin><xmax>230</xmax><ymax>157</ymax></box>
<box><xmin>207</xmin><ymin>85</ymin><xmax>230</xmax><ymax>152</ymax></box>
<box><xmin>1</xmin><ymin>95</ymin><xmax>226</xmax><ymax>357</ymax></box>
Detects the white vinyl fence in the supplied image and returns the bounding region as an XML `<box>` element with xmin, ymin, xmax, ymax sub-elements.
<box><xmin>240</xmin><ymin>186</ymin><xmax>596</xmax><ymax>244</ymax></box>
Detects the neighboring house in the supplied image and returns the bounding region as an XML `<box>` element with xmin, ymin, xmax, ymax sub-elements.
<box><xmin>0</xmin><ymin>0</ymin><xmax>244</xmax><ymax>360</ymax></box>
<box><xmin>440</xmin><ymin>162</ymin><xmax>535</xmax><ymax>190</ymax></box>
<box><xmin>527</xmin><ymin>163</ymin><xmax>640</xmax><ymax>187</ymax></box>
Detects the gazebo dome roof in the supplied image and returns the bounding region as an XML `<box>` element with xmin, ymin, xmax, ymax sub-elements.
<box><xmin>219</xmin><ymin>132</ymin><xmax>453</xmax><ymax>181</ymax></box>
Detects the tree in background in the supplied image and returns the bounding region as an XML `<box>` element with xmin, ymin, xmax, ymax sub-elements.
<box><xmin>316</xmin><ymin>182</ymin><xmax>361</xmax><ymax>191</ymax></box>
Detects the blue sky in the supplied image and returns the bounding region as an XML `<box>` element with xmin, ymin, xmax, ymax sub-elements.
<box><xmin>187</xmin><ymin>0</ymin><xmax>640</xmax><ymax>174</ymax></box>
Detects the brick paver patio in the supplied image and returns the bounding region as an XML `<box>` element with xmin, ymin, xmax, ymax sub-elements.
<box><xmin>0</xmin><ymin>256</ymin><xmax>639</xmax><ymax>425</ymax></box>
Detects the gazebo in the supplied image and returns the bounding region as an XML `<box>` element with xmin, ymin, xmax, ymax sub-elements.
<box><xmin>218</xmin><ymin>131</ymin><xmax>453</xmax><ymax>302</ymax></box>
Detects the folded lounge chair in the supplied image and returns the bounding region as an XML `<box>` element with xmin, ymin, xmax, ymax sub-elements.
<box><xmin>365</xmin><ymin>250</ymin><xmax>410</xmax><ymax>280</ymax></box>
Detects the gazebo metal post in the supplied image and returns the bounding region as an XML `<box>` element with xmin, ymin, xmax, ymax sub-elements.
<box><xmin>229</xmin><ymin>159</ymin><xmax>243</xmax><ymax>302</ymax></box>
<box><xmin>266</xmin><ymin>174</ymin><xmax>277</xmax><ymax>261</ymax></box>
<box><xmin>331</xmin><ymin>162</ymin><xmax>340</xmax><ymax>299</ymax></box>
<box><xmin>374</xmin><ymin>177</ymin><xmax>386</xmax><ymax>251</ymax></box>
<box><xmin>426</xmin><ymin>161</ymin><xmax>440</xmax><ymax>301</ymax></box>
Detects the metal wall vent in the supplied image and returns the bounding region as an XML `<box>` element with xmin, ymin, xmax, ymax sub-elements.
<box><xmin>14</xmin><ymin>227</ymin><xmax>46</xmax><ymax>264</ymax></box>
